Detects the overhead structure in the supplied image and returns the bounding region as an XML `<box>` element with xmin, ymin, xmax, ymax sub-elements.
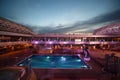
<box><xmin>0</xmin><ymin>17</ymin><xmax>35</xmax><ymax>46</ymax></box>
<box><xmin>94</xmin><ymin>22</ymin><xmax>120</xmax><ymax>35</ymax></box>
<box><xmin>0</xmin><ymin>17</ymin><xmax>34</xmax><ymax>37</ymax></box>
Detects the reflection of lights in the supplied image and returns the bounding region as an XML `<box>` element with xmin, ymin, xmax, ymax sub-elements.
<box><xmin>28</xmin><ymin>59</ymin><xmax>31</xmax><ymax>60</ymax></box>
<box><xmin>61</xmin><ymin>56</ymin><xmax>64</xmax><ymax>58</ymax></box>
<box><xmin>19</xmin><ymin>64</ymin><xmax>23</xmax><ymax>66</ymax></box>
<box><xmin>76</xmin><ymin>59</ymin><xmax>81</xmax><ymax>62</ymax></box>
<box><xmin>46</xmin><ymin>56</ymin><xmax>50</xmax><ymax>59</ymax></box>
<box><xmin>61</xmin><ymin>56</ymin><xmax>66</xmax><ymax>61</ymax></box>
<box><xmin>84</xmin><ymin>57</ymin><xmax>90</xmax><ymax>61</ymax></box>
<box><xmin>77</xmin><ymin>54</ymin><xmax>81</xmax><ymax>57</ymax></box>
<box><xmin>51</xmin><ymin>62</ymin><xmax>55</xmax><ymax>65</ymax></box>
<box><xmin>82</xmin><ymin>65</ymin><xmax>87</xmax><ymax>68</ymax></box>
<box><xmin>34</xmin><ymin>41</ymin><xmax>38</xmax><ymax>44</ymax></box>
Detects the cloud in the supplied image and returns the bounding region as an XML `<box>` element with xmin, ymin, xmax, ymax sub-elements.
<box><xmin>23</xmin><ymin>9</ymin><xmax>120</xmax><ymax>33</ymax></box>
<box><xmin>4</xmin><ymin>8</ymin><xmax>120</xmax><ymax>34</ymax></box>
<box><xmin>25</xmin><ymin>25</ymin><xmax>56</xmax><ymax>33</ymax></box>
<box><xmin>46</xmin><ymin>9</ymin><xmax>120</xmax><ymax>33</ymax></box>
<box><xmin>86</xmin><ymin>9</ymin><xmax>120</xmax><ymax>25</ymax></box>
<box><xmin>112</xmin><ymin>0</ymin><xmax>120</xmax><ymax>9</ymax></box>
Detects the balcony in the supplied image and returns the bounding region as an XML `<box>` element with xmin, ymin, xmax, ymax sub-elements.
<box><xmin>0</xmin><ymin>41</ymin><xmax>30</xmax><ymax>46</ymax></box>
<box><xmin>31</xmin><ymin>41</ymin><xmax>119</xmax><ymax>45</ymax></box>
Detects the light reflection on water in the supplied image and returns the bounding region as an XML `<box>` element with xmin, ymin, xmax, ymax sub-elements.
<box><xmin>18</xmin><ymin>55</ymin><xmax>90</xmax><ymax>69</ymax></box>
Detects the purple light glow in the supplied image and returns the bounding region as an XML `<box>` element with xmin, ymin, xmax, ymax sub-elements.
<box><xmin>34</xmin><ymin>41</ymin><xmax>39</xmax><ymax>44</ymax></box>
<box><xmin>63</xmin><ymin>42</ymin><xmax>67</xmax><ymax>44</ymax></box>
<box><xmin>77</xmin><ymin>54</ymin><xmax>81</xmax><ymax>57</ymax></box>
<box><xmin>84</xmin><ymin>57</ymin><xmax>90</xmax><ymax>61</ymax></box>
<box><xmin>49</xmin><ymin>41</ymin><xmax>53</xmax><ymax>44</ymax></box>
<box><xmin>61</xmin><ymin>56</ymin><xmax>66</xmax><ymax>61</ymax></box>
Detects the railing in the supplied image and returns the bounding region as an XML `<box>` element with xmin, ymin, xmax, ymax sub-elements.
<box><xmin>0</xmin><ymin>41</ymin><xmax>119</xmax><ymax>46</ymax></box>
<box><xmin>38</xmin><ymin>33</ymin><xmax>120</xmax><ymax>37</ymax></box>
<box><xmin>32</xmin><ymin>41</ymin><xmax>119</xmax><ymax>45</ymax></box>
<box><xmin>0</xmin><ymin>41</ymin><xmax>30</xmax><ymax>46</ymax></box>
<box><xmin>0</xmin><ymin>31</ymin><xmax>33</xmax><ymax>37</ymax></box>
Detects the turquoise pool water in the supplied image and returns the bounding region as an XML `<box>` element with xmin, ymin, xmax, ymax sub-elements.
<box><xmin>18</xmin><ymin>55</ymin><xmax>90</xmax><ymax>69</ymax></box>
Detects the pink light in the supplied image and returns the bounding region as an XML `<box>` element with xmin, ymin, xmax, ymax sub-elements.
<box><xmin>34</xmin><ymin>41</ymin><xmax>39</xmax><ymax>44</ymax></box>
<box><xmin>84</xmin><ymin>57</ymin><xmax>90</xmax><ymax>61</ymax></box>
<box><xmin>49</xmin><ymin>41</ymin><xmax>52</xmax><ymax>44</ymax></box>
<box><xmin>77</xmin><ymin>54</ymin><xmax>81</xmax><ymax>57</ymax></box>
<box><xmin>63</xmin><ymin>42</ymin><xmax>67</xmax><ymax>44</ymax></box>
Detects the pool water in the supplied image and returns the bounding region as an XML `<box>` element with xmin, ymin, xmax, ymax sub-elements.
<box><xmin>18</xmin><ymin>55</ymin><xmax>90</xmax><ymax>69</ymax></box>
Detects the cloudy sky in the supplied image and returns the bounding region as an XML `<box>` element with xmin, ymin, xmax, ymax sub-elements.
<box><xmin>0</xmin><ymin>0</ymin><xmax>120</xmax><ymax>33</ymax></box>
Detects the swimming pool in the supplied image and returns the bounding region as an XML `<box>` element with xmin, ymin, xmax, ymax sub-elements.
<box><xmin>18</xmin><ymin>54</ymin><xmax>90</xmax><ymax>69</ymax></box>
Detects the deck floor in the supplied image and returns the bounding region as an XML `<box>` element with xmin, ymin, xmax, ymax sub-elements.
<box><xmin>0</xmin><ymin>48</ymin><xmax>120</xmax><ymax>80</ymax></box>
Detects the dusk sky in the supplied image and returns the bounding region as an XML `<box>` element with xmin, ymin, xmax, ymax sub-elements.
<box><xmin>0</xmin><ymin>0</ymin><xmax>120</xmax><ymax>33</ymax></box>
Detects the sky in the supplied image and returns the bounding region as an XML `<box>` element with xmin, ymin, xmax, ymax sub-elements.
<box><xmin>0</xmin><ymin>0</ymin><xmax>120</xmax><ymax>33</ymax></box>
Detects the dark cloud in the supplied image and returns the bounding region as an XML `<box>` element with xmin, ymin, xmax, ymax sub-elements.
<box><xmin>47</xmin><ymin>9</ymin><xmax>120</xmax><ymax>33</ymax></box>
<box><xmin>112</xmin><ymin>0</ymin><xmax>120</xmax><ymax>9</ymax></box>
<box><xmin>21</xmin><ymin>9</ymin><xmax>120</xmax><ymax>33</ymax></box>
<box><xmin>2</xmin><ymin>8</ymin><xmax>120</xmax><ymax>33</ymax></box>
<box><xmin>86</xmin><ymin>9</ymin><xmax>120</xmax><ymax>25</ymax></box>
